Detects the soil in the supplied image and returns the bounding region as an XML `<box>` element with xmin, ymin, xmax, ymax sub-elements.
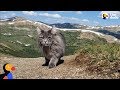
<box><xmin>0</xmin><ymin>55</ymin><xmax>119</xmax><ymax>79</ymax></box>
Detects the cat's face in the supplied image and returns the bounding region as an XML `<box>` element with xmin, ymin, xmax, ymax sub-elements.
<box><xmin>37</xmin><ymin>26</ymin><xmax>57</xmax><ymax>46</ymax></box>
<box><xmin>39</xmin><ymin>30</ymin><xmax>53</xmax><ymax>46</ymax></box>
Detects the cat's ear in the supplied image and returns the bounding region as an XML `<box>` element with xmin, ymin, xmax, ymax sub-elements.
<box><xmin>37</xmin><ymin>27</ymin><xmax>44</xmax><ymax>34</ymax></box>
<box><xmin>50</xmin><ymin>25</ymin><xmax>57</xmax><ymax>34</ymax></box>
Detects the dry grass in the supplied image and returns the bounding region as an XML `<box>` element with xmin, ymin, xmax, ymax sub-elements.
<box><xmin>68</xmin><ymin>52</ymin><xmax>120</xmax><ymax>79</ymax></box>
<box><xmin>0</xmin><ymin>55</ymin><xmax>106</xmax><ymax>79</ymax></box>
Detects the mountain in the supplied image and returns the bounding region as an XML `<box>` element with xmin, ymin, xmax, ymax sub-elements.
<box><xmin>51</xmin><ymin>22</ymin><xmax>120</xmax><ymax>30</ymax></box>
<box><xmin>51</xmin><ymin>23</ymin><xmax>120</xmax><ymax>40</ymax></box>
<box><xmin>0</xmin><ymin>16</ymin><xmax>52</xmax><ymax>29</ymax></box>
<box><xmin>97</xmin><ymin>30</ymin><xmax>120</xmax><ymax>39</ymax></box>
<box><xmin>50</xmin><ymin>23</ymin><xmax>88</xmax><ymax>29</ymax></box>
<box><xmin>103</xmin><ymin>25</ymin><xmax>120</xmax><ymax>31</ymax></box>
<box><xmin>50</xmin><ymin>23</ymin><xmax>103</xmax><ymax>29</ymax></box>
<box><xmin>0</xmin><ymin>16</ymin><xmax>120</xmax><ymax>58</ymax></box>
<box><xmin>0</xmin><ymin>16</ymin><xmax>26</xmax><ymax>22</ymax></box>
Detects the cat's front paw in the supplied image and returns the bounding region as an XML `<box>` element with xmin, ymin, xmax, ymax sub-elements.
<box><xmin>48</xmin><ymin>63</ymin><xmax>56</xmax><ymax>69</ymax></box>
<box><xmin>42</xmin><ymin>61</ymin><xmax>49</xmax><ymax>66</ymax></box>
<box><xmin>42</xmin><ymin>63</ymin><xmax>48</xmax><ymax>66</ymax></box>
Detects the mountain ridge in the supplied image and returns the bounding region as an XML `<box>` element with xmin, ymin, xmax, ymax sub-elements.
<box><xmin>0</xmin><ymin>16</ymin><xmax>120</xmax><ymax>44</ymax></box>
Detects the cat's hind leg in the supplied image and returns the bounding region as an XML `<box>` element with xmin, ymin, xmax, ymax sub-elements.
<box><xmin>56</xmin><ymin>58</ymin><xmax>64</xmax><ymax>66</ymax></box>
<box><xmin>42</xmin><ymin>57</ymin><xmax>50</xmax><ymax>66</ymax></box>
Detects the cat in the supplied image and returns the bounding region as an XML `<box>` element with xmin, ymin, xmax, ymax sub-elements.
<box><xmin>37</xmin><ymin>25</ymin><xmax>66</xmax><ymax>68</ymax></box>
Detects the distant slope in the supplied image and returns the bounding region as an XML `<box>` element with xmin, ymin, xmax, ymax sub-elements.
<box><xmin>97</xmin><ymin>30</ymin><xmax>120</xmax><ymax>39</ymax></box>
<box><xmin>50</xmin><ymin>23</ymin><xmax>87</xmax><ymax>29</ymax></box>
<box><xmin>51</xmin><ymin>23</ymin><xmax>120</xmax><ymax>39</ymax></box>
<box><xmin>0</xmin><ymin>16</ymin><xmax>120</xmax><ymax>57</ymax></box>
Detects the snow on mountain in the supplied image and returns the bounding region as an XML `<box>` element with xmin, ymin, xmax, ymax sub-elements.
<box><xmin>60</xmin><ymin>28</ymin><xmax>104</xmax><ymax>36</ymax></box>
<box><xmin>1</xmin><ymin>33</ymin><xmax>12</xmax><ymax>36</ymax></box>
<box><xmin>86</xmin><ymin>26</ymin><xmax>101</xmax><ymax>30</ymax></box>
<box><xmin>0</xmin><ymin>19</ymin><xmax>9</xmax><ymax>21</ymax></box>
<box><xmin>24</xmin><ymin>44</ymin><xmax>31</xmax><ymax>46</ymax></box>
<box><xmin>8</xmin><ymin>22</ymin><xmax>15</xmax><ymax>25</ymax></box>
<box><xmin>61</xmin><ymin>28</ymin><xmax>120</xmax><ymax>43</ymax></box>
<box><xmin>60</xmin><ymin>28</ymin><xmax>81</xmax><ymax>31</ymax></box>
<box><xmin>80</xmin><ymin>29</ymin><xmax>120</xmax><ymax>42</ymax></box>
<box><xmin>105</xmin><ymin>25</ymin><xmax>120</xmax><ymax>28</ymax></box>
<box><xmin>81</xmin><ymin>30</ymin><xmax>104</xmax><ymax>36</ymax></box>
<box><xmin>0</xmin><ymin>16</ymin><xmax>119</xmax><ymax>44</ymax></box>
<box><xmin>16</xmin><ymin>40</ymin><xmax>23</xmax><ymax>44</ymax></box>
<box><xmin>27</xmin><ymin>35</ymin><xmax>33</xmax><ymax>38</ymax></box>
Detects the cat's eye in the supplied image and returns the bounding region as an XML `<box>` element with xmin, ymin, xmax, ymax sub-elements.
<box><xmin>48</xmin><ymin>36</ymin><xmax>52</xmax><ymax>38</ymax></box>
<box><xmin>39</xmin><ymin>36</ymin><xmax>43</xmax><ymax>38</ymax></box>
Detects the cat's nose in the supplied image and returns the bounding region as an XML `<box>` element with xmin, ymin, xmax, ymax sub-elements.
<box><xmin>44</xmin><ymin>39</ymin><xmax>48</xmax><ymax>43</ymax></box>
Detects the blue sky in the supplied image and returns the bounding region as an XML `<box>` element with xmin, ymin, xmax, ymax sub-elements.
<box><xmin>0</xmin><ymin>11</ymin><xmax>120</xmax><ymax>26</ymax></box>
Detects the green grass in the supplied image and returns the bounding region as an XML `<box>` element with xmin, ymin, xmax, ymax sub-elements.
<box><xmin>76</xmin><ymin>39</ymin><xmax>120</xmax><ymax>61</ymax></box>
<box><xmin>0</xmin><ymin>24</ymin><xmax>120</xmax><ymax>60</ymax></box>
<box><xmin>61</xmin><ymin>30</ymin><xmax>81</xmax><ymax>46</ymax></box>
<box><xmin>0</xmin><ymin>25</ymin><xmax>41</xmax><ymax>58</ymax></box>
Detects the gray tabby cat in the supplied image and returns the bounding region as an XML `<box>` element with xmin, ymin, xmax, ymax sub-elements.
<box><xmin>37</xmin><ymin>25</ymin><xmax>66</xmax><ymax>68</ymax></box>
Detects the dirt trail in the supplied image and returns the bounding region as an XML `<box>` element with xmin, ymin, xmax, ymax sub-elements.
<box><xmin>0</xmin><ymin>55</ymin><xmax>112</xmax><ymax>79</ymax></box>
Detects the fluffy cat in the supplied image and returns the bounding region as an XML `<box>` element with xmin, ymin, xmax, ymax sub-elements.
<box><xmin>37</xmin><ymin>25</ymin><xmax>66</xmax><ymax>68</ymax></box>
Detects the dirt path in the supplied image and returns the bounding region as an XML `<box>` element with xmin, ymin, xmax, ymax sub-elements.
<box><xmin>0</xmin><ymin>55</ymin><xmax>111</xmax><ymax>79</ymax></box>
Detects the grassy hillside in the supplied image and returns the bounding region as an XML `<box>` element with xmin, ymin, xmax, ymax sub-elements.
<box><xmin>0</xmin><ymin>24</ymin><xmax>41</xmax><ymax>57</ymax></box>
<box><xmin>0</xmin><ymin>24</ymin><xmax>120</xmax><ymax>60</ymax></box>
<box><xmin>75</xmin><ymin>40</ymin><xmax>120</xmax><ymax>61</ymax></box>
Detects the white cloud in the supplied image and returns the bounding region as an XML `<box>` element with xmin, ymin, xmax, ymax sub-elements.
<box><xmin>44</xmin><ymin>18</ymin><xmax>65</xmax><ymax>24</ymax></box>
<box><xmin>93</xmin><ymin>21</ymin><xmax>99</xmax><ymax>24</ymax></box>
<box><xmin>39</xmin><ymin>13</ymin><xmax>62</xmax><ymax>18</ymax></box>
<box><xmin>55</xmin><ymin>11</ymin><xmax>66</xmax><ymax>12</ymax></box>
<box><xmin>45</xmin><ymin>16</ymin><xmax>90</xmax><ymax>24</ymax></box>
<box><xmin>56</xmin><ymin>11</ymin><xmax>72</xmax><ymax>13</ymax></box>
<box><xmin>55</xmin><ymin>11</ymin><xmax>82</xmax><ymax>14</ymax></box>
<box><xmin>76</xmin><ymin>11</ymin><xmax>82</xmax><ymax>14</ymax></box>
<box><xmin>93</xmin><ymin>21</ymin><xmax>99</xmax><ymax>26</ymax></box>
<box><xmin>22</xmin><ymin>11</ymin><xmax>37</xmax><ymax>16</ymax></box>
<box><xmin>0</xmin><ymin>13</ymin><xmax>16</xmax><ymax>19</ymax></box>
<box><xmin>43</xmin><ymin>16</ymin><xmax>80</xmax><ymax>24</ymax></box>
<box><xmin>11</xmin><ymin>13</ymin><xmax>16</xmax><ymax>16</ymax></box>
<box><xmin>2</xmin><ymin>15</ymin><xmax>8</xmax><ymax>18</ymax></box>
<box><xmin>0</xmin><ymin>11</ymin><xmax>7</xmax><ymax>12</ymax></box>
<box><xmin>82</xmin><ymin>19</ymin><xmax>89</xmax><ymax>22</ymax></box>
<box><xmin>68</xmin><ymin>17</ymin><xmax>80</xmax><ymax>21</ymax></box>
<box><xmin>60</xmin><ymin>17</ymin><xmax>81</xmax><ymax>23</ymax></box>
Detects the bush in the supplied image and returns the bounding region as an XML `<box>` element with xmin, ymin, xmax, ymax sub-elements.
<box><xmin>76</xmin><ymin>40</ymin><xmax>120</xmax><ymax>61</ymax></box>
